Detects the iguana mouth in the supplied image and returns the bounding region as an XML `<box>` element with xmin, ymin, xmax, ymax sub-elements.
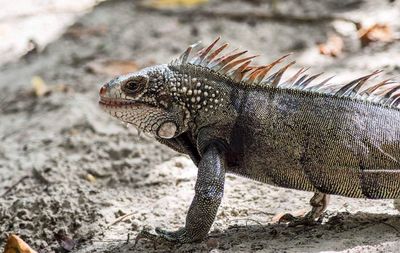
<box><xmin>98</xmin><ymin>97</ymin><xmax>137</xmax><ymax>107</ymax></box>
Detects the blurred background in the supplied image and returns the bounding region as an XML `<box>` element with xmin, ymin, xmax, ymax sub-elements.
<box><xmin>1</xmin><ymin>0</ymin><xmax>400</xmax><ymax>252</ymax></box>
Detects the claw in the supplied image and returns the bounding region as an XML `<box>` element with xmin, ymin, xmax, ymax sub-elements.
<box><xmin>156</xmin><ymin>227</ymin><xmax>187</xmax><ymax>243</ymax></box>
<box><xmin>134</xmin><ymin>226</ymin><xmax>189</xmax><ymax>248</ymax></box>
<box><xmin>155</xmin><ymin>227</ymin><xmax>178</xmax><ymax>242</ymax></box>
<box><xmin>134</xmin><ymin>228</ymin><xmax>176</xmax><ymax>249</ymax></box>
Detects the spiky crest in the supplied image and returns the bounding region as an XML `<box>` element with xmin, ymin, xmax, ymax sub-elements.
<box><xmin>170</xmin><ymin>37</ymin><xmax>400</xmax><ymax>109</ymax></box>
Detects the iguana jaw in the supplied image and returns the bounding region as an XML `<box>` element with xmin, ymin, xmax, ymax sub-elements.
<box><xmin>99</xmin><ymin>96</ymin><xmax>138</xmax><ymax>108</ymax></box>
<box><xmin>99</xmin><ymin>96</ymin><xmax>179</xmax><ymax>139</ymax></box>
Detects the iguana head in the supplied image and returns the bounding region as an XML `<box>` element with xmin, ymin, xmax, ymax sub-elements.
<box><xmin>98</xmin><ymin>38</ymin><xmax>299</xmax><ymax>140</ymax></box>
<box><xmin>98</xmin><ymin>39</ymin><xmax>268</xmax><ymax>140</ymax></box>
<box><xmin>99</xmin><ymin>64</ymin><xmax>187</xmax><ymax>139</ymax></box>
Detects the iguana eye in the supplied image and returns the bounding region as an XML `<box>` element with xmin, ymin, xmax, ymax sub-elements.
<box><xmin>122</xmin><ymin>76</ymin><xmax>148</xmax><ymax>96</ymax></box>
<box><xmin>125</xmin><ymin>80</ymin><xmax>139</xmax><ymax>92</ymax></box>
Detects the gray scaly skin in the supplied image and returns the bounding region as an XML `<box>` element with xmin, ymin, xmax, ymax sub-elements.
<box><xmin>99</xmin><ymin>37</ymin><xmax>400</xmax><ymax>243</ymax></box>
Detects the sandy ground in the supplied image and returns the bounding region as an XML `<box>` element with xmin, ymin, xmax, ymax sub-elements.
<box><xmin>1</xmin><ymin>0</ymin><xmax>400</xmax><ymax>252</ymax></box>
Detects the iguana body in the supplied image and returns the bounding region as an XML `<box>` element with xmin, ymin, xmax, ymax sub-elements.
<box><xmin>99</xmin><ymin>38</ymin><xmax>400</xmax><ymax>242</ymax></box>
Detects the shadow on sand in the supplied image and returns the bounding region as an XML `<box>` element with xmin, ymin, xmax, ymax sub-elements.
<box><xmin>110</xmin><ymin>212</ymin><xmax>400</xmax><ymax>252</ymax></box>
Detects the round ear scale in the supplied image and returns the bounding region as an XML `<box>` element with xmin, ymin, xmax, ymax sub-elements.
<box><xmin>157</xmin><ymin>121</ymin><xmax>177</xmax><ymax>139</ymax></box>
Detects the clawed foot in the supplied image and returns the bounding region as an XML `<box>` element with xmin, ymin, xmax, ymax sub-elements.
<box><xmin>275</xmin><ymin>192</ymin><xmax>329</xmax><ymax>227</ymax></box>
<box><xmin>135</xmin><ymin>227</ymin><xmax>190</xmax><ymax>248</ymax></box>
<box><xmin>155</xmin><ymin>227</ymin><xmax>188</xmax><ymax>242</ymax></box>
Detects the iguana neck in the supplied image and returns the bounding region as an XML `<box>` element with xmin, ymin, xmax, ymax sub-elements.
<box><xmin>164</xmin><ymin>64</ymin><xmax>234</xmax><ymax>131</ymax></box>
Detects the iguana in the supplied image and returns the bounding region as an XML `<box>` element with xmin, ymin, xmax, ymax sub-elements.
<box><xmin>99</xmin><ymin>37</ymin><xmax>400</xmax><ymax>243</ymax></box>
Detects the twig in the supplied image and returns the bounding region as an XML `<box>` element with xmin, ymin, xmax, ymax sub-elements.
<box><xmin>107</xmin><ymin>212</ymin><xmax>135</xmax><ymax>228</ymax></box>
<box><xmin>230</xmin><ymin>218</ymin><xmax>268</xmax><ymax>232</ymax></box>
<box><xmin>137</xmin><ymin>6</ymin><xmax>359</xmax><ymax>26</ymax></box>
<box><xmin>86</xmin><ymin>169</ymin><xmax>112</xmax><ymax>179</ymax></box>
<box><xmin>382</xmin><ymin>222</ymin><xmax>400</xmax><ymax>234</ymax></box>
<box><xmin>248</xmin><ymin>209</ymin><xmax>276</xmax><ymax>216</ymax></box>
<box><xmin>1</xmin><ymin>175</ymin><xmax>30</xmax><ymax>197</ymax></box>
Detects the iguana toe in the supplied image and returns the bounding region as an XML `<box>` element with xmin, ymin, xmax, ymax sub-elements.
<box><xmin>155</xmin><ymin>227</ymin><xmax>188</xmax><ymax>243</ymax></box>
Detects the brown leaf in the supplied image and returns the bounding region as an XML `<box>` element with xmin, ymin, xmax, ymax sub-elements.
<box><xmin>271</xmin><ymin>208</ymin><xmax>307</xmax><ymax>223</ymax></box>
<box><xmin>86</xmin><ymin>59</ymin><xmax>139</xmax><ymax>76</ymax></box>
<box><xmin>4</xmin><ymin>234</ymin><xmax>37</xmax><ymax>253</ymax></box>
<box><xmin>358</xmin><ymin>23</ymin><xmax>394</xmax><ymax>47</ymax></box>
<box><xmin>318</xmin><ymin>34</ymin><xmax>344</xmax><ymax>57</ymax></box>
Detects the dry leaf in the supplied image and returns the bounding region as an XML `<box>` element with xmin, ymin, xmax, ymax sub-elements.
<box><xmin>86</xmin><ymin>59</ymin><xmax>139</xmax><ymax>76</ymax></box>
<box><xmin>85</xmin><ymin>173</ymin><xmax>96</xmax><ymax>183</ymax></box>
<box><xmin>358</xmin><ymin>23</ymin><xmax>393</xmax><ymax>47</ymax></box>
<box><xmin>318</xmin><ymin>34</ymin><xmax>344</xmax><ymax>57</ymax></box>
<box><xmin>271</xmin><ymin>208</ymin><xmax>307</xmax><ymax>223</ymax></box>
<box><xmin>4</xmin><ymin>234</ymin><xmax>37</xmax><ymax>253</ymax></box>
<box><xmin>144</xmin><ymin>0</ymin><xmax>208</xmax><ymax>9</ymax></box>
<box><xmin>31</xmin><ymin>76</ymin><xmax>51</xmax><ymax>97</ymax></box>
<box><xmin>54</xmin><ymin>83</ymin><xmax>72</xmax><ymax>93</ymax></box>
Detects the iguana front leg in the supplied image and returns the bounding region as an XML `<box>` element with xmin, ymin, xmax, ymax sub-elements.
<box><xmin>279</xmin><ymin>192</ymin><xmax>329</xmax><ymax>226</ymax></box>
<box><xmin>155</xmin><ymin>143</ymin><xmax>226</xmax><ymax>243</ymax></box>
<box><xmin>155</xmin><ymin>133</ymin><xmax>201</xmax><ymax>165</ymax></box>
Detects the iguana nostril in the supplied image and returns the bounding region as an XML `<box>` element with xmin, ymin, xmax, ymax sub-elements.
<box><xmin>99</xmin><ymin>85</ymin><xmax>107</xmax><ymax>96</ymax></box>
